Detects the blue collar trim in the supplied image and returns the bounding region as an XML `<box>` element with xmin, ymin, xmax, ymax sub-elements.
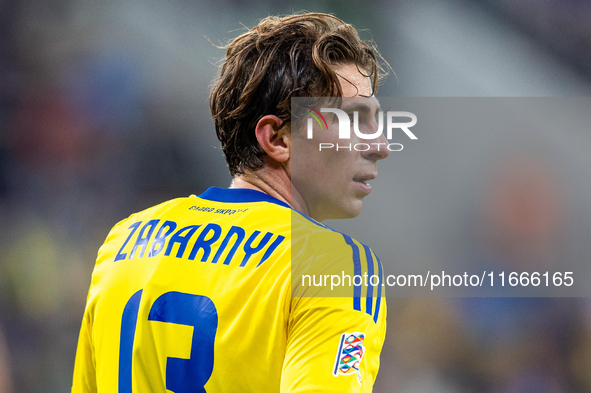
<box><xmin>197</xmin><ymin>187</ymin><xmax>291</xmax><ymax>209</ymax></box>
<box><xmin>198</xmin><ymin>187</ymin><xmax>338</xmax><ymax>231</ymax></box>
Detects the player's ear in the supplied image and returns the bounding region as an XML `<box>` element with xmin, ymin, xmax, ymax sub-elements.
<box><xmin>255</xmin><ymin>115</ymin><xmax>290</xmax><ymax>163</ymax></box>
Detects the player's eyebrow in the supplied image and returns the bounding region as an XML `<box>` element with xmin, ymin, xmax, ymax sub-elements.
<box><xmin>340</xmin><ymin>98</ymin><xmax>381</xmax><ymax>116</ymax></box>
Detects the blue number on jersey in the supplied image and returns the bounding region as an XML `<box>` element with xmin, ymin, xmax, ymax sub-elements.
<box><xmin>119</xmin><ymin>291</ymin><xmax>218</xmax><ymax>393</ymax></box>
<box><xmin>119</xmin><ymin>290</ymin><xmax>143</xmax><ymax>393</ymax></box>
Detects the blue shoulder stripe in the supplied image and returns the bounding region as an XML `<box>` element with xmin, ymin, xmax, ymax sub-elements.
<box><xmin>342</xmin><ymin>234</ymin><xmax>362</xmax><ymax>312</ymax></box>
<box><xmin>362</xmin><ymin>244</ymin><xmax>374</xmax><ymax>318</ymax></box>
<box><xmin>374</xmin><ymin>253</ymin><xmax>383</xmax><ymax>323</ymax></box>
<box><xmin>292</xmin><ymin>210</ymin><xmax>374</xmax><ymax>317</ymax></box>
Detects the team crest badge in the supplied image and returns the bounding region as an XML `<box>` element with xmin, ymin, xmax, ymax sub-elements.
<box><xmin>333</xmin><ymin>332</ymin><xmax>365</xmax><ymax>384</ymax></box>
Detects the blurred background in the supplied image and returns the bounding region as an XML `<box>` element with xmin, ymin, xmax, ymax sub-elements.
<box><xmin>1</xmin><ymin>0</ymin><xmax>591</xmax><ymax>391</ymax></box>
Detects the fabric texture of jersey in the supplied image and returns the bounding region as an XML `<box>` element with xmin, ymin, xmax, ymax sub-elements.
<box><xmin>72</xmin><ymin>187</ymin><xmax>386</xmax><ymax>392</ymax></box>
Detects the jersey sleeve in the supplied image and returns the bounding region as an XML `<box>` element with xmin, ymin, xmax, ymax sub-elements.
<box><xmin>72</xmin><ymin>313</ymin><xmax>97</xmax><ymax>393</ymax></box>
<box><xmin>281</xmin><ymin>296</ymin><xmax>386</xmax><ymax>393</ymax></box>
<box><xmin>281</xmin><ymin>228</ymin><xmax>387</xmax><ymax>392</ymax></box>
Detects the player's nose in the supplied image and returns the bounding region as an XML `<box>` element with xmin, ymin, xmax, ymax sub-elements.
<box><xmin>361</xmin><ymin>132</ymin><xmax>391</xmax><ymax>161</ymax></box>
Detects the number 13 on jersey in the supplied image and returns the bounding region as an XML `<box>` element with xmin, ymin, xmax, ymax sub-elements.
<box><xmin>119</xmin><ymin>290</ymin><xmax>218</xmax><ymax>393</ymax></box>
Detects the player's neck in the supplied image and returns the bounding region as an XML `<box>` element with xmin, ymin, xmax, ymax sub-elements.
<box><xmin>230</xmin><ymin>172</ymin><xmax>310</xmax><ymax>217</ymax></box>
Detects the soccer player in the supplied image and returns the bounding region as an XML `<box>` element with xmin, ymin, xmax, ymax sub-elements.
<box><xmin>73</xmin><ymin>12</ymin><xmax>390</xmax><ymax>392</ymax></box>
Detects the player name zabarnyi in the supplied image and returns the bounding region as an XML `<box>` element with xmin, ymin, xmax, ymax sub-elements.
<box><xmin>114</xmin><ymin>219</ymin><xmax>285</xmax><ymax>267</ymax></box>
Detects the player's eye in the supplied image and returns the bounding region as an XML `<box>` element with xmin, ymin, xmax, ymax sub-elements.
<box><xmin>348</xmin><ymin>113</ymin><xmax>355</xmax><ymax>123</ymax></box>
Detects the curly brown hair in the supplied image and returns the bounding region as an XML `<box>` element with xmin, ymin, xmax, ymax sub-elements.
<box><xmin>209</xmin><ymin>12</ymin><xmax>388</xmax><ymax>176</ymax></box>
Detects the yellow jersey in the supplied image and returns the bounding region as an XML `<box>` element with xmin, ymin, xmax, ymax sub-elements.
<box><xmin>72</xmin><ymin>187</ymin><xmax>386</xmax><ymax>392</ymax></box>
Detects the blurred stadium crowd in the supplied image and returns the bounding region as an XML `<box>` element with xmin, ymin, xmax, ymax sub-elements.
<box><xmin>1</xmin><ymin>0</ymin><xmax>591</xmax><ymax>392</ymax></box>
<box><xmin>371</xmin><ymin>153</ymin><xmax>591</xmax><ymax>392</ymax></box>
